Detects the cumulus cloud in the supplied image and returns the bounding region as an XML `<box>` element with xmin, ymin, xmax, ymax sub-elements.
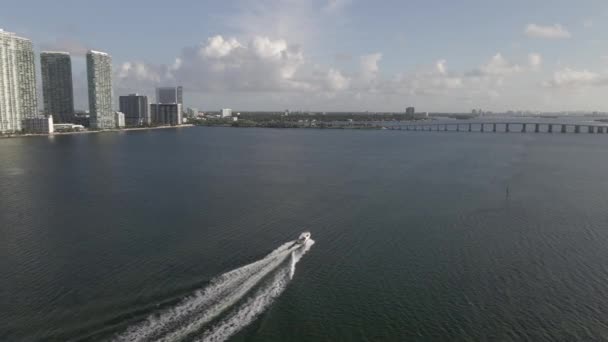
<box><xmin>115</xmin><ymin>35</ymin><xmax>349</xmax><ymax>96</ymax></box>
<box><xmin>202</xmin><ymin>36</ymin><xmax>242</xmax><ymax>58</ymax></box>
<box><xmin>528</xmin><ymin>53</ymin><xmax>542</xmax><ymax>69</ymax></box>
<box><xmin>543</xmin><ymin>68</ymin><xmax>608</xmax><ymax>88</ymax></box>
<box><xmin>466</xmin><ymin>53</ymin><xmax>522</xmax><ymax>77</ymax></box>
<box><xmin>525</xmin><ymin>24</ymin><xmax>571</xmax><ymax>39</ymax></box>
<box><xmin>113</xmin><ymin>33</ymin><xmax>580</xmax><ymax>111</ymax></box>
<box><xmin>325</xmin><ymin>69</ymin><xmax>350</xmax><ymax>90</ymax></box>
<box><xmin>436</xmin><ymin>60</ymin><xmax>447</xmax><ymax>75</ymax></box>
<box><xmin>323</xmin><ymin>0</ymin><xmax>352</xmax><ymax>13</ymax></box>
<box><xmin>583</xmin><ymin>19</ymin><xmax>593</xmax><ymax>28</ymax></box>
<box><xmin>360</xmin><ymin>53</ymin><xmax>382</xmax><ymax>74</ymax></box>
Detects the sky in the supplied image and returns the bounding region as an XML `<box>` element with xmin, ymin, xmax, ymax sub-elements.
<box><xmin>3</xmin><ymin>0</ymin><xmax>608</xmax><ymax>112</ymax></box>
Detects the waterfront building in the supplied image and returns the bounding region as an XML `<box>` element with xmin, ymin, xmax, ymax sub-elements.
<box><xmin>156</xmin><ymin>86</ymin><xmax>183</xmax><ymax>104</ymax></box>
<box><xmin>87</xmin><ymin>50</ymin><xmax>114</xmax><ymax>129</ymax></box>
<box><xmin>0</xmin><ymin>29</ymin><xmax>38</xmax><ymax>133</ymax></box>
<box><xmin>221</xmin><ymin>108</ymin><xmax>232</xmax><ymax>118</ymax></box>
<box><xmin>150</xmin><ymin>103</ymin><xmax>182</xmax><ymax>126</ymax></box>
<box><xmin>54</xmin><ymin>123</ymin><xmax>85</xmax><ymax>132</ymax></box>
<box><xmin>114</xmin><ymin>111</ymin><xmax>125</xmax><ymax>128</ymax></box>
<box><xmin>186</xmin><ymin>107</ymin><xmax>198</xmax><ymax>118</ymax></box>
<box><xmin>119</xmin><ymin>94</ymin><xmax>149</xmax><ymax>126</ymax></box>
<box><xmin>41</xmin><ymin>52</ymin><xmax>74</xmax><ymax>123</ymax></box>
<box><xmin>22</xmin><ymin>115</ymin><xmax>54</xmax><ymax>134</ymax></box>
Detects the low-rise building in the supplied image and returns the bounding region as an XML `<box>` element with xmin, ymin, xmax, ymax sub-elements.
<box><xmin>186</xmin><ymin>107</ymin><xmax>198</xmax><ymax>118</ymax></box>
<box><xmin>54</xmin><ymin>123</ymin><xmax>85</xmax><ymax>132</ymax></box>
<box><xmin>221</xmin><ymin>108</ymin><xmax>232</xmax><ymax>118</ymax></box>
<box><xmin>150</xmin><ymin>103</ymin><xmax>182</xmax><ymax>126</ymax></box>
<box><xmin>115</xmin><ymin>111</ymin><xmax>125</xmax><ymax>128</ymax></box>
<box><xmin>22</xmin><ymin>116</ymin><xmax>54</xmax><ymax>134</ymax></box>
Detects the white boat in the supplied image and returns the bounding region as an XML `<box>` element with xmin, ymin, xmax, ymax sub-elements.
<box><xmin>296</xmin><ymin>231</ymin><xmax>311</xmax><ymax>245</ymax></box>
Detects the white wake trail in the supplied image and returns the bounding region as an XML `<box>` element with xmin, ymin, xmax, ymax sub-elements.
<box><xmin>114</xmin><ymin>241</ymin><xmax>296</xmax><ymax>342</ymax></box>
<box><xmin>197</xmin><ymin>239</ymin><xmax>315</xmax><ymax>342</ymax></box>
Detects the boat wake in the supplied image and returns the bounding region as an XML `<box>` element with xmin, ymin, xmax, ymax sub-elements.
<box><xmin>113</xmin><ymin>238</ymin><xmax>314</xmax><ymax>342</ymax></box>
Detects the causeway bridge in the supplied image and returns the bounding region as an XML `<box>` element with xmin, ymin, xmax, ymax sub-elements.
<box><xmin>385</xmin><ymin>122</ymin><xmax>608</xmax><ymax>134</ymax></box>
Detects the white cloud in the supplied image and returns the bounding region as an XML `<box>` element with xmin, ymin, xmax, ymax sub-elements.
<box><xmin>528</xmin><ymin>53</ymin><xmax>542</xmax><ymax>69</ymax></box>
<box><xmin>116</xmin><ymin>35</ymin><xmax>346</xmax><ymax>96</ymax></box>
<box><xmin>436</xmin><ymin>59</ymin><xmax>447</xmax><ymax>75</ymax></box>
<box><xmin>360</xmin><ymin>53</ymin><xmax>381</xmax><ymax>74</ymax></box>
<box><xmin>525</xmin><ymin>24</ymin><xmax>571</xmax><ymax>39</ymax></box>
<box><xmin>113</xmin><ymin>31</ymin><xmax>608</xmax><ymax>112</ymax></box>
<box><xmin>323</xmin><ymin>0</ymin><xmax>352</xmax><ymax>13</ymax></box>
<box><xmin>583</xmin><ymin>19</ymin><xmax>593</xmax><ymax>28</ymax></box>
<box><xmin>472</xmin><ymin>53</ymin><xmax>522</xmax><ymax>76</ymax></box>
<box><xmin>543</xmin><ymin>68</ymin><xmax>607</xmax><ymax>88</ymax></box>
<box><xmin>325</xmin><ymin>69</ymin><xmax>350</xmax><ymax>90</ymax></box>
<box><xmin>202</xmin><ymin>36</ymin><xmax>242</xmax><ymax>58</ymax></box>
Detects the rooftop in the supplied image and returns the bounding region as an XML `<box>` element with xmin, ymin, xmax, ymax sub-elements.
<box><xmin>88</xmin><ymin>50</ymin><xmax>109</xmax><ymax>56</ymax></box>
<box><xmin>41</xmin><ymin>51</ymin><xmax>70</xmax><ymax>55</ymax></box>
<box><xmin>0</xmin><ymin>29</ymin><xmax>31</xmax><ymax>41</ymax></box>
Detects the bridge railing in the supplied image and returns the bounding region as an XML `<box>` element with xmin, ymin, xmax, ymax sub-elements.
<box><xmin>384</xmin><ymin>122</ymin><xmax>608</xmax><ymax>134</ymax></box>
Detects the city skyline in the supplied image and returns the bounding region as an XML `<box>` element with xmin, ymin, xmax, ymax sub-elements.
<box><xmin>3</xmin><ymin>1</ymin><xmax>608</xmax><ymax>112</ymax></box>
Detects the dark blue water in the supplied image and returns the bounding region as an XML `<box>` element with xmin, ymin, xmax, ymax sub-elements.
<box><xmin>2</xmin><ymin>127</ymin><xmax>608</xmax><ymax>341</ymax></box>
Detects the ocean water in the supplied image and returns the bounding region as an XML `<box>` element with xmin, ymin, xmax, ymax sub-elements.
<box><xmin>2</xmin><ymin>127</ymin><xmax>608</xmax><ymax>341</ymax></box>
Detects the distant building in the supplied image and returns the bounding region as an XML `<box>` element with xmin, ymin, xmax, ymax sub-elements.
<box><xmin>150</xmin><ymin>103</ymin><xmax>182</xmax><ymax>126</ymax></box>
<box><xmin>0</xmin><ymin>29</ymin><xmax>38</xmax><ymax>133</ymax></box>
<box><xmin>156</xmin><ymin>86</ymin><xmax>183</xmax><ymax>104</ymax></box>
<box><xmin>114</xmin><ymin>112</ymin><xmax>125</xmax><ymax>128</ymax></box>
<box><xmin>22</xmin><ymin>116</ymin><xmax>54</xmax><ymax>134</ymax></box>
<box><xmin>406</xmin><ymin>107</ymin><xmax>415</xmax><ymax>116</ymax></box>
<box><xmin>186</xmin><ymin>107</ymin><xmax>198</xmax><ymax>118</ymax></box>
<box><xmin>54</xmin><ymin>123</ymin><xmax>85</xmax><ymax>132</ymax></box>
<box><xmin>119</xmin><ymin>94</ymin><xmax>149</xmax><ymax>126</ymax></box>
<box><xmin>41</xmin><ymin>52</ymin><xmax>74</xmax><ymax>123</ymax></box>
<box><xmin>87</xmin><ymin>50</ymin><xmax>114</xmax><ymax>129</ymax></box>
<box><xmin>221</xmin><ymin>108</ymin><xmax>232</xmax><ymax>118</ymax></box>
<box><xmin>73</xmin><ymin>111</ymin><xmax>90</xmax><ymax>128</ymax></box>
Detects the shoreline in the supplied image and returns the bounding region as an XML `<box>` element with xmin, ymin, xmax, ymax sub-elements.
<box><xmin>0</xmin><ymin>124</ymin><xmax>194</xmax><ymax>139</ymax></box>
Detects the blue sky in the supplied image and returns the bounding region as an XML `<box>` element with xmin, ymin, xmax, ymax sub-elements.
<box><xmin>3</xmin><ymin>0</ymin><xmax>608</xmax><ymax>111</ymax></box>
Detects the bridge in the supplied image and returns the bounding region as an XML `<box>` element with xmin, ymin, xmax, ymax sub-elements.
<box><xmin>384</xmin><ymin>122</ymin><xmax>608</xmax><ymax>134</ymax></box>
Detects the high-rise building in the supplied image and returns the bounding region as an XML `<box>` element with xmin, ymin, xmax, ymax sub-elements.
<box><xmin>0</xmin><ymin>29</ymin><xmax>38</xmax><ymax>133</ymax></box>
<box><xmin>119</xmin><ymin>94</ymin><xmax>149</xmax><ymax>126</ymax></box>
<box><xmin>87</xmin><ymin>50</ymin><xmax>114</xmax><ymax>129</ymax></box>
<box><xmin>41</xmin><ymin>52</ymin><xmax>74</xmax><ymax>123</ymax></box>
<box><xmin>156</xmin><ymin>86</ymin><xmax>183</xmax><ymax>104</ymax></box>
<box><xmin>150</xmin><ymin>103</ymin><xmax>182</xmax><ymax>126</ymax></box>
<box><xmin>406</xmin><ymin>107</ymin><xmax>415</xmax><ymax>116</ymax></box>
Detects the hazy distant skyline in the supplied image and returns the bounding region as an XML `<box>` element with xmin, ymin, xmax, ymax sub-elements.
<box><xmin>4</xmin><ymin>0</ymin><xmax>608</xmax><ymax>112</ymax></box>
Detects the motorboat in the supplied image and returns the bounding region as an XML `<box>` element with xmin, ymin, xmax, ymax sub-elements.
<box><xmin>296</xmin><ymin>231</ymin><xmax>311</xmax><ymax>245</ymax></box>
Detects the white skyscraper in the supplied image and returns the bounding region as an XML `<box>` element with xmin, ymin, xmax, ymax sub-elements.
<box><xmin>0</xmin><ymin>29</ymin><xmax>38</xmax><ymax>133</ymax></box>
<box><xmin>87</xmin><ymin>50</ymin><xmax>114</xmax><ymax>129</ymax></box>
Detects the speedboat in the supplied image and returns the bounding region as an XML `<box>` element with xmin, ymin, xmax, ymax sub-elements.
<box><xmin>296</xmin><ymin>232</ymin><xmax>311</xmax><ymax>245</ymax></box>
